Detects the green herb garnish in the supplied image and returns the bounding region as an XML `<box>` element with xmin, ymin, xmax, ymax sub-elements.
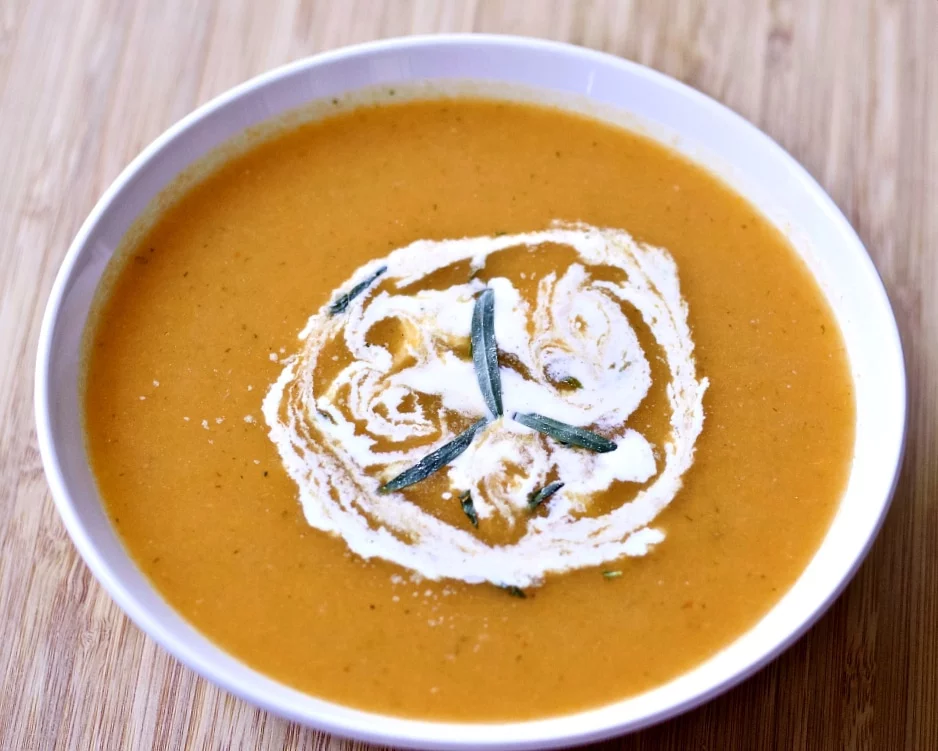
<box><xmin>602</xmin><ymin>570</ymin><xmax>623</xmax><ymax>579</ymax></box>
<box><xmin>500</xmin><ymin>585</ymin><xmax>527</xmax><ymax>598</ymax></box>
<box><xmin>328</xmin><ymin>266</ymin><xmax>387</xmax><ymax>314</ymax></box>
<box><xmin>471</xmin><ymin>288</ymin><xmax>504</xmax><ymax>417</ymax></box>
<box><xmin>528</xmin><ymin>481</ymin><xmax>565</xmax><ymax>510</ymax></box>
<box><xmin>379</xmin><ymin>419</ymin><xmax>487</xmax><ymax>493</ymax></box>
<box><xmin>512</xmin><ymin>412</ymin><xmax>617</xmax><ymax>453</ymax></box>
<box><xmin>557</xmin><ymin>376</ymin><xmax>583</xmax><ymax>390</ymax></box>
<box><xmin>459</xmin><ymin>490</ymin><xmax>479</xmax><ymax>527</ymax></box>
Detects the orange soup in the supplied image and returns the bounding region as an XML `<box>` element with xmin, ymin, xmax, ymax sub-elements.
<box><xmin>83</xmin><ymin>97</ymin><xmax>854</xmax><ymax>721</ymax></box>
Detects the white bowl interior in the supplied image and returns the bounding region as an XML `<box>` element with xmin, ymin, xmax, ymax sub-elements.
<box><xmin>35</xmin><ymin>35</ymin><xmax>905</xmax><ymax>750</ymax></box>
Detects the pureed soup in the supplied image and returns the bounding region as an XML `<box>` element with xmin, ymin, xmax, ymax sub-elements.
<box><xmin>83</xmin><ymin>94</ymin><xmax>855</xmax><ymax>721</ymax></box>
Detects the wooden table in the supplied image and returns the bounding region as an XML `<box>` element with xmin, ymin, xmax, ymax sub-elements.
<box><xmin>2</xmin><ymin>1</ymin><xmax>935</xmax><ymax>748</ymax></box>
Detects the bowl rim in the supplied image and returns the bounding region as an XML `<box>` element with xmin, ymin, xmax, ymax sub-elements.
<box><xmin>34</xmin><ymin>32</ymin><xmax>907</xmax><ymax>750</ymax></box>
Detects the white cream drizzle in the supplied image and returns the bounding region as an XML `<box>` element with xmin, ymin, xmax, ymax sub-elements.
<box><xmin>263</xmin><ymin>222</ymin><xmax>708</xmax><ymax>587</ymax></box>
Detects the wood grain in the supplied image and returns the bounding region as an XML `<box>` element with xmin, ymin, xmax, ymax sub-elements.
<box><xmin>1</xmin><ymin>1</ymin><xmax>935</xmax><ymax>748</ymax></box>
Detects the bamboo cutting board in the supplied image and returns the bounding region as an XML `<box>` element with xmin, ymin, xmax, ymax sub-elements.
<box><xmin>1</xmin><ymin>1</ymin><xmax>936</xmax><ymax>748</ymax></box>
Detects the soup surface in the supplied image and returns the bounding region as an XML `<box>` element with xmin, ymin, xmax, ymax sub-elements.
<box><xmin>83</xmin><ymin>96</ymin><xmax>854</xmax><ymax>721</ymax></box>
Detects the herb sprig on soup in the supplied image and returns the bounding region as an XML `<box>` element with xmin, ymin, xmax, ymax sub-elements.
<box><xmin>264</xmin><ymin>223</ymin><xmax>708</xmax><ymax>590</ymax></box>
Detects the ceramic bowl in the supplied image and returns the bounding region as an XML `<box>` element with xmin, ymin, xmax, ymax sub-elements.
<box><xmin>35</xmin><ymin>34</ymin><xmax>906</xmax><ymax>750</ymax></box>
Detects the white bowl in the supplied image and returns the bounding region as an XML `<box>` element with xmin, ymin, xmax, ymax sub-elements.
<box><xmin>35</xmin><ymin>34</ymin><xmax>906</xmax><ymax>750</ymax></box>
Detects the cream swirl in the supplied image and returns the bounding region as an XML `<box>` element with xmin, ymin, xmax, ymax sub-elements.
<box><xmin>263</xmin><ymin>222</ymin><xmax>708</xmax><ymax>587</ymax></box>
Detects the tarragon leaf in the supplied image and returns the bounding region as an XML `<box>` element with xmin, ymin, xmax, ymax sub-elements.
<box><xmin>459</xmin><ymin>490</ymin><xmax>479</xmax><ymax>528</ymax></box>
<box><xmin>512</xmin><ymin>412</ymin><xmax>617</xmax><ymax>453</ymax></box>
<box><xmin>528</xmin><ymin>481</ymin><xmax>565</xmax><ymax>510</ymax></box>
<box><xmin>499</xmin><ymin>585</ymin><xmax>527</xmax><ymax>598</ymax></box>
<box><xmin>328</xmin><ymin>266</ymin><xmax>387</xmax><ymax>315</ymax></box>
<box><xmin>471</xmin><ymin>288</ymin><xmax>503</xmax><ymax>417</ymax></box>
<box><xmin>379</xmin><ymin>419</ymin><xmax>487</xmax><ymax>493</ymax></box>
